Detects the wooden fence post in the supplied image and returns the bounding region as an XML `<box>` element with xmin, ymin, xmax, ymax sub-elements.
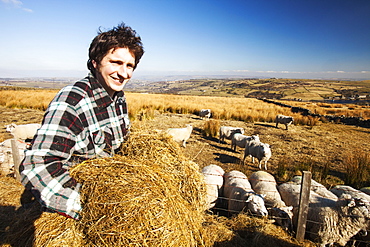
<box><xmin>295</xmin><ymin>171</ymin><xmax>312</xmax><ymax>241</ymax></box>
<box><xmin>11</xmin><ymin>139</ymin><xmax>21</xmax><ymax>182</ymax></box>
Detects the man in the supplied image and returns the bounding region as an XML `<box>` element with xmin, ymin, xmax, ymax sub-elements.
<box><xmin>19</xmin><ymin>23</ymin><xmax>144</xmax><ymax>220</ymax></box>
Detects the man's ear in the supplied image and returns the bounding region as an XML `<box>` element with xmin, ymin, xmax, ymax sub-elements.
<box><xmin>92</xmin><ymin>60</ymin><xmax>97</xmax><ymax>69</ymax></box>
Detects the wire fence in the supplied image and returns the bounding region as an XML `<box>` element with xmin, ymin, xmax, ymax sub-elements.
<box><xmin>202</xmin><ymin>170</ymin><xmax>370</xmax><ymax>246</ymax></box>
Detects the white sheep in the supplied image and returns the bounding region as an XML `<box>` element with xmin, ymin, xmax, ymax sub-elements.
<box><xmin>231</xmin><ymin>134</ymin><xmax>259</xmax><ymax>152</ymax></box>
<box><xmin>201</xmin><ymin>164</ymin><xmax>225</xmax><ymax>210</ymax></box>
<box><xmin>199</xmin><ymin>109</ymin><xmax>211</xmax><ymax>120</ymax></box>
<box><xmin>0</xmin><ymin>139</ymin><xmax>26</xmax><ymax>176</ymax></box>
<box><xmin>278</xmin><ymin>180</ymin><xmax>369</xmax><ymax>246</ymax></box>
<box><xmin>360</xmin><ymin>187</ymin><xmax>370</xmax><ymax>195</ymax></box>
<box><xmin>305</xmin><ymin>194</ymin><xmax>369</xmax><ymax>247</ymax></box>
<box><xmin>243</xmin><ymin>139</ymin><xmax>272</xmax><ymax>170</ymax></box>
<box><xmin>5</xmin><ymin>123</ymin><xmax>41</xmax><ymax>140</ymax></box>
<box><xmin>0</xmin><ymin>138</ymin><xmax>28</xmax><ymax>150</ymax></box>
<box><xmin>278</xmin><ymin>177</ymin><xmax>338</xmax><ymax>208</ymax></box>
<box><xmin>219</xmin><ymin>126</ymin><xmax>244</xmax><ymax>143</ymax></box>
<box><xmin>275</xmin><ymin>115</ymin><xmax>294</xmax><ymax>130</ymax></box>
<box><xmin>166</xmin><ymin>124</ymin><xmax>193</xmax><ymax>147</ymax></box>
<box><xmin>330</xmin><ymin>185</ymin><xmax>370</xmax><ymax>202</ymax></box>
<box><xmin>249</xmin><ymin>171</ymin><xmax>293</xmax><ymax>231</ymax></box>
<box><xmin>291</xmin><ymin>176</ymin><xmax>338</xmax><ymax>200</ymax></box>
<box><xmin>223</xmin><ymin>170</ymin><xmax>268</xmax><ymax>216</ymax></box>
<box><xmin>277</xmin><ymin>181</ymin><xmax>302</xmax><ymax>208</ymax></box>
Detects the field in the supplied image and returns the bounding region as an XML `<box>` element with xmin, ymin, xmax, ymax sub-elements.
<box><xmin>125</xmin><ymin>78</ymin><xmax>370</xmax><ymax>102</ymax></box>
<box><xmin>1</xmin><ymin>88</ymin><xmax>370</xmax><ymax>186</ymax></box>
<box><xmin>1</xmin><ymin>87</ymin><xmax>370</xmax><ymax>246</ymax></box>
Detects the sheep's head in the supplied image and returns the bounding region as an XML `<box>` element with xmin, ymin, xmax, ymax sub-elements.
<box><xmin>5</xmin><ymin>123</ymin><xmax>17</xmax><ymax>132</ymax></box>
<box><xmin>246</xmin><ymin>193</ymin><xmax>268</xmax><ymax>216</ymax></box>
<box><xmin>268</xmin><ymin>206</ymin><xmax>294</xmax><ymax>232</ymax></box>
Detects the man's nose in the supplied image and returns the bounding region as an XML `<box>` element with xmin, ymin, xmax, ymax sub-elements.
<box><xmin>118</xmin><ymin>65</ymin><xmax>129</xmax><ymax>79</ymax></box>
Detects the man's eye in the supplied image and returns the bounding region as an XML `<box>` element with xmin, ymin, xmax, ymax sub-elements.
<box><xmin>112</xmin><ymin>61</ymin><xmax>123</xmax><ymax>65</ymax></box>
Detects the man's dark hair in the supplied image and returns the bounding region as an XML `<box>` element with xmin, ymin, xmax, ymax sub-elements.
<box><xmin>87</xmin><ymin>22</ymin><xmax>144</xmax><ymax>75</ymax></box>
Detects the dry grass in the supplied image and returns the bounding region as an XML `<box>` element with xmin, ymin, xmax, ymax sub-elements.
<box><xmin>0</xmin><ymin>130</ymin><xmax>315</xmax><ymax>247</ymax></box>
<box><xmin>0</xmin><ymin>89</ymin><xmax>57</xmax><ymax>111</ymax></box>
<box><xmin>0</xmin><ymin>89</ymin><xmax>313</xmax><ymax>127</ymax></box>
<box><xmin>344</xmin><ymin>150</ymin><xmax>370</xmax><ymax>188</ymax></box>
<box><xmin>1</xmin><ymin>87</ymin><xmax>369</xmax><ymax>246</ymax></box>
<box><xmin>278</xmin><ymin>100</ymin><xmax>370</xmax><ymax>119</ymax></box>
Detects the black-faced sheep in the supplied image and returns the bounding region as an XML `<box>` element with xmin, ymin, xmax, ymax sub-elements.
<box><xmin>275</xmin><ymin>115</ymin><xmax>294</xmax><ymax>130</ymax></box>
<box><xmin>199</xmin><ymin>109</ymin><xmax>211</xmax><ymax>120</ymax></box>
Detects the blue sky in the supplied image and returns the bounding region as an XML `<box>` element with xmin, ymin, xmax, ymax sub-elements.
<box><xmin>1</xmin><ymin>0</ymin><xmax>369</xmax><ymax>80</ymax></box>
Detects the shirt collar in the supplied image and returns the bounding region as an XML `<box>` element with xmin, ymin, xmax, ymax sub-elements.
<box><xmin>87</xmin><ymin>73</ymin><xmax>124</xmax><ymax>108</ymax></box>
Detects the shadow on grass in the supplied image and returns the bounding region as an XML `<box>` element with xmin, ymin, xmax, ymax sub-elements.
<box><xmin>0</xmin><ymin>190</ymin><xmax>42</xmax><ymax>247</ymax></box>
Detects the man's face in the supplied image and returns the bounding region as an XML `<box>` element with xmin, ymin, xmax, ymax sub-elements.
<box><xmin>92</xmin><ymin>47</ymin><xmax>135</xmax><ymax>97</ymax></box>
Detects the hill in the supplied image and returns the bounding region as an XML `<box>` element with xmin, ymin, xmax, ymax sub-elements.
<box><xmin>126</xmin><ymin>78</ymin><xmax>370</xmax><ymax>102</ymax></box>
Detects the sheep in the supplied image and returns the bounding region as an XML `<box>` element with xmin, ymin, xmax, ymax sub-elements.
<box><xmin>0</xmin><ymin>138</ymin><xmax>28</xmax><ymax>150</ymax></box>
<box><xmin>243</xmin><ymin>139</ymin><xmax>271</xmax><ymax>170</ymax></box>
<box><xmin>278</xmin><ymin>177</ymin><xmax>338</xmax><ymax>208</ymax></box>
<box><xmin>360</xmin><ymin>187</ymin><xmax>370</xmax><ymax>196</ymax></box>
<box><xmin>230</xmin><ymin>134</ymin><xmax>259</xmax><ymax>152</ymax></box>
<box><xmin>278</xmin><ymin>180</ymin><xmax>369</xmax><ymax>246</ymax></box>
<box><xmin>219</xmin><ymin>126</ymin><xmax>244</xmax><ymax>143</ymax></box>
<box><xmin>201</xmin><ymin>164</ymin><xmax>225</xmax><ymax>210</ymax></box>
<box><xmin>223</xmin><ymin>170</ymin><xmax>268</xmax><ymax>217</ymax></box>
<box><xmin>330</xmin><ymin>185</ymin><xmax>370</xmax><ymax>202</ymax></box>
<box><xmin>305</xmin><ymin>195</ymin><xmax>369</xmax><ymax>247</ymax></box>
<box><xmin>291</xmin><ymin>176</ymin><xmax>338</xmax><ymax>200</ymax></box>
<box><xmin>249</xmin><ymin>171</ymin><xmax>293</xmax><ymax>231</ymax></box>
<box><xmin>275</xmin><ymin>115</ymin><xmax>294</xmax><ymax>130</ymax></box>
<box><xmin>277</xmin><ymin>181</ymin><xmax>302</xmax><ymax>208</ymax></box>
<box><xmin>199</xmin><ymin>109</ymin><xmax>211</xmax><ymax>120</ymax></box>
<box><xmin>166</xmin><ymin>124</ymin><xmax>193</xmax><ymax>147</ymax></box>
<box><xmin>0</xmin><ymin>141</ymin><xmax>26</xmax><ymax>176</ymax></box>
<box><xmin>5</xmin><ymin>123</ymin><xmax>41</xmax><ymax>140</ymax></box>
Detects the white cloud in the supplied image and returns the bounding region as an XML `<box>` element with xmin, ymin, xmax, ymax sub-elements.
<box><xmin>1</xmin><ymin>0</ymin><xmax>33</xmax><ymax>12</ymax></box>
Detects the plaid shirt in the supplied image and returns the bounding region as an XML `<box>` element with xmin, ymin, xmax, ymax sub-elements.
<box><xmin>19</xmin><ymin>73</ymin><xmax>130</xmax><ymax>219</ymax></box>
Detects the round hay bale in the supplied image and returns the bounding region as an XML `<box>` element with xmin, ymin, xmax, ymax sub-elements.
<box><xmin>68</xmin><ymin>131</ymin><xmax>208</xmax><ymax>246</ymax></box>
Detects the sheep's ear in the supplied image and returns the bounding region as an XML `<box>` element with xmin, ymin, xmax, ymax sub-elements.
<box><xmin>348</xmin><ymin>199</ymin><xmax>356</xmax><ymax>207</ymax></box>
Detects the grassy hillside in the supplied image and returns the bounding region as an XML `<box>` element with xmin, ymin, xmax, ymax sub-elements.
<box><xmin>126</xmin><ymin>78</ymin><xmax>370</xmax><ymax>101</ymax></box>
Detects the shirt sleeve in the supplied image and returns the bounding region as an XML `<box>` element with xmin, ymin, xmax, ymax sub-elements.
<box><xmin>19</xmin><ymin>100</ymin><xmax>84</xmax><ymax>220</ymax></box>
